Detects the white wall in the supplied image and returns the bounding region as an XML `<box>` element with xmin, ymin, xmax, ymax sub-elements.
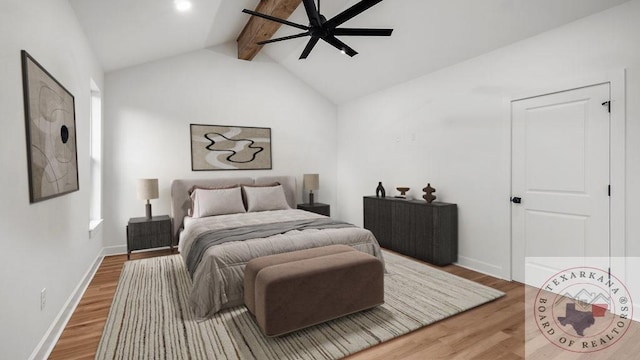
<box><xmin>0</xmin><ymin>0</ymin><xmax>104</xmax><ymax>359</ymax></box>
<box><xmin>103</xmin><ymin>44</ymin><xmax>337</xmax><ymax>248</ymax></box>
<box><xmin>336</xmin><ymin>0</ymin><xmax>640</xmax><ymax>279</ymax></box>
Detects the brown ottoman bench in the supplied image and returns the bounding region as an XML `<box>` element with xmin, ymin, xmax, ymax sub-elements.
<box><xmin>246</xmin><ymin>248</ymin><xmax>384</xmax><ymax>337</ymax></box>
<box><xmin>243</xmin><ymin>245</ymin><xmax>356</xmax><ymax>315</ymax></box>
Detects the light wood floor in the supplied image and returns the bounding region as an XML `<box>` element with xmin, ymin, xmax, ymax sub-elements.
<box><xmin>48</xmin><ymin>250</ymin><xmax>640</xmax><ymax>359</ymax></box>
<box><xmin>48</xmin><ymin>250</ymin><xmax>174</xmax><ymax>360</ymax></box>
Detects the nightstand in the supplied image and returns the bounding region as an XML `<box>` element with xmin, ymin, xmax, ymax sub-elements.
<box><xmin>297</xmin><ymin>203</ymin><xmax>330</xmax><ymax>216</ymax></box>
<box><xmin>126</xmin><ymin>215</ymin><xmax>172</xmax><ymax>259</ymax></box>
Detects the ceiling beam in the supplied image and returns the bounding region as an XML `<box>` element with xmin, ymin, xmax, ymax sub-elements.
<box><xmin>237</xmin><ymin>0</ymin><xmax>302</xmax><ymax>61</ymax></box>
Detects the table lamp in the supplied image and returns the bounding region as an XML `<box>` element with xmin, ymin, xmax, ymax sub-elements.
<box><xmin>303</xmin><ymin>174</ymin><xmax>319</xmax><ymax>205</ymax></box>
<box><xmin>137</xmin><ymin>178</ymin><xmax>159</xmax><ymax>219</ymax></box>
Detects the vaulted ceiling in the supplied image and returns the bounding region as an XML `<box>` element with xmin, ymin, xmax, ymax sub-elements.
<box><xmin>69</xmin><ymin>0</ymin><xmax>629</xmax><ymax>104</ymax></box>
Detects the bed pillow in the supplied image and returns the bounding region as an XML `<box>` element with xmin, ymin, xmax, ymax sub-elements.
<box><xmin>188</xmin><ymin>184</ymin><xmax>240</xmax><ymax>196</ymax></box>
<box><xmin>242</xmin><ymin>184</ymin><xmax>291</xmax><ymax>212</ymax></box>
<box><xmin>190</xmin><ymin>186</ymin><xmax>246</xmax><ymax>218</ymax></box>
<box><xmin>241</xmin><ymin>182</ymin><xmax>279</xmax><ymax>209</ymax></box>
<box><xmin>188</xmin><ymin>184</ymin><xmax>241</xmax><ymax>216</ymax></box>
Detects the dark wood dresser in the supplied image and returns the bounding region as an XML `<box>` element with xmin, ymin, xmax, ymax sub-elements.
<box><xmin>363</xmin><ymin>196</ymin><xmax>458</xmax><ymax>266</ymax></box>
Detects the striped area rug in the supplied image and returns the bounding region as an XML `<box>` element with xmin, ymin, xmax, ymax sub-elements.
<box><xmin>97</xmin><ymin>251</ymin><xmax>504</xmax><ymax>359</ymax></box>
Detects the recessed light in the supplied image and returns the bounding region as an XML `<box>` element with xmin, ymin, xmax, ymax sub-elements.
<box><xmin>174</xmin><ymin>0</ymin><xmax>192</xmax><ymax>12</ymax></box>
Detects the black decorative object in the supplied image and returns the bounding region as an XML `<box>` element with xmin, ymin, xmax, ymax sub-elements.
<box><xmin>396</xmin><ymin>187</ymin><xmax>409</xmax><ymax>199</ymax></box>
<box><xmin>422</xmin><ymin>183</ymin><xmax>436</xmax><ymax>203</ymax></box>
<box><xmin>242</xmin><ymin>0</ymin><xmax>393</xmax><ymax>59</ymax></box>
<box><xmin>376</xmin><ymin>182</ymin><xmax>386</xmax><ymax>198</ymax></box>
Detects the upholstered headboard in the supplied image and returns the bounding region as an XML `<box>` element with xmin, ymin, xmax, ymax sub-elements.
<box><xmin>170</xmin><ymin>176</ymin><xmax>298</xmax><ymax>243</ymax></box>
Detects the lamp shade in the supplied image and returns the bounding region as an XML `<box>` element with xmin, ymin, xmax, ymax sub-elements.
<box><xmin>137</xmin><ymin>178</ymin><xmax>159</xmax><ymax>200</ymax></box>
<box><xmin>303</xmin><ymin>174</ymin><xmax>319</xmax><ymax>191</ymax></box>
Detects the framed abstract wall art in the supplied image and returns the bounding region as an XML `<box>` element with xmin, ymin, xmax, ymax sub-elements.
<box><xmin>21</xmin><ymin>50</ymin><xmax>79</xmax><ymax>203</ymax></box>
<box><xmin>190</xmin><ymin>124</ymin><xmax>272</xmax><ymax>171</ymax></box>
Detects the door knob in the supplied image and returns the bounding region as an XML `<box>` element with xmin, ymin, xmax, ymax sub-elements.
<box><xmin>511</xmin><ymin>197</ymin><xmax>522</xmax><ymax>204</ymax></box>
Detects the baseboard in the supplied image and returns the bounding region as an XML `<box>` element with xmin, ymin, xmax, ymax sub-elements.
<box><xmin>101</xmin><ymin>245</ymin><xmax>173</xmax><ymax>257</ymax></box>
<box><xmin>29</xmin><ymin>251</ymin><xmax>105</xmax><ymax>360</ymax></box>
<box><xmin>101</xmin><ymin>244</ymin><xmax>127</xmax><ymax>257</ymax></box>
<box><xmin>456</xmin><ymin>255</ymin><xmax>507</xmax><ymax>280</ymax></box>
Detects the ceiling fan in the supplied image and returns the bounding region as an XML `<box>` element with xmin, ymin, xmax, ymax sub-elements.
<box><xmin>242</xmin><ymin>0</ymin><xmax>393</xmax><ymax>59</ymax></box>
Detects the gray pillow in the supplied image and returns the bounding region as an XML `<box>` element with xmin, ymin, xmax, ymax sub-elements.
<box><xmin>190</xmin><ymin>187</ymin><xmax>246</xmax><ymax>218</ymax></box>
<box><xmin>243</xmin><ymin>185</ymin><xmax>291</xmax><ymax>212</ymax></box>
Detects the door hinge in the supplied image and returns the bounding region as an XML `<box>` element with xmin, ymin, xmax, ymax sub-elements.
<box><xmin>602</xmin><ymin>101</ymin><xmax>611</xmax><ymax>113</ymax></box>
<box><xmin>608</xmin><ymin>185</ymin><xmax>611</xmax><ymax>196</ymax></box>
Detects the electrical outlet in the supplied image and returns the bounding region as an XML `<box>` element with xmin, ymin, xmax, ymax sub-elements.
<box><xmin>40</xmin><ymin>288</ymin><xmax>46</xmax><ymax>311</ymax></box>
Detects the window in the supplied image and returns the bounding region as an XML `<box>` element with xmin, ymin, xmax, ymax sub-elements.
<box><xmin>89</xmin><ymin>80</ymin><xmax>102</xmax><ymax>237</ymax></box>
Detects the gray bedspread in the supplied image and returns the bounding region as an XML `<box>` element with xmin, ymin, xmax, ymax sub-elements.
<box><xmin>178</xmin><ymin>209</ymin><xmax>385</xmax><ymax>319</ymax></box>
<box><xmin>186</xmin><ymin>218</ymin><xmax>355</xmax><ymax>277</ymax></box>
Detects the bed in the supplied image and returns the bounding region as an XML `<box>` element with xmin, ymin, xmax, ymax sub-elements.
<box><xmin>171</xmin><ymin>176</ymin><xmax>385</xmax><ymax>319</ymax></box>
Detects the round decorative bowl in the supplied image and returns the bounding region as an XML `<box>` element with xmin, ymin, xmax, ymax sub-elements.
<box><xmin>396</xmin><ymin>187</ymin><xmax>410</xmax><ymax>196</ymax></box>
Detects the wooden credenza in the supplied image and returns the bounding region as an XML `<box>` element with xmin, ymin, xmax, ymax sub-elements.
<box><xmin>363</xmin><ymin>196</ymin><xmax>458</xmax><ymax>266</ymax></box>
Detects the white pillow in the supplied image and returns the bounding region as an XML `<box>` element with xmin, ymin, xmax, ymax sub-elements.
<box><xmin>191</xmin><ymin>187</ymin><xmax>246</xmax><ymax>218</ymax></box>
<box><xmin>243</xmin><ymin>185</ymin><xmax>291</xmax><ymax>212</ymax></box>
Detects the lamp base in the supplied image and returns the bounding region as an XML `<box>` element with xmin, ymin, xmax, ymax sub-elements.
<box><xmin>145</xmin><ymin>203</ymin><xmax>152</xmax><ymax>219</ymax></box>
<box><xmin>309</xmin><ymin>191</ymin><xmax>314</xmax><ymax>205</ymax></box>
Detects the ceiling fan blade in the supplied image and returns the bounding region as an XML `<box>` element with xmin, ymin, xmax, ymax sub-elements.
<box><xmin>325</xmin><ymin>0</ymin><xmax>383</xmax><ymax>29</ymax></box>
<box><xmin>299</xmin><ymin>37</ymin><xmax>320</xmax><ymax>59</ymax></box>
<box><xmin>257</xmin><ymin>32</ymin><xmax>310</xmax><ymax>45</ymax></box>
<box><xmin>242</xmin><ymin>9</ymin><xmax>309</xmax><ymax>31</ymax></box>
<box><xmin>332</xmin><ymin>28</ymin><xmax>393</xmax><ymax>36</ymax></box>
<box><xmin>302</xmin><ymin>0</ymin><xmax>322</xmax><ymax>27</ymax></box>
<box><xmin>322</xmin><ymin>35</ymin><xmax>358</xmax><ymax>57</ymax></box>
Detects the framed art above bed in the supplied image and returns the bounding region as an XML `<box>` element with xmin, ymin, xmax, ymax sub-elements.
<box><xmin>190</xmin><ymin>124</ymin><xmax>272</xmax><ymax>171</ymax></box>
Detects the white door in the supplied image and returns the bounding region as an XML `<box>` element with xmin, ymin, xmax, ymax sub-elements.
<box><xmin>511</xmin><ymin>83</ymin><xmax>610</xmax><ymax>285</ymax></box>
